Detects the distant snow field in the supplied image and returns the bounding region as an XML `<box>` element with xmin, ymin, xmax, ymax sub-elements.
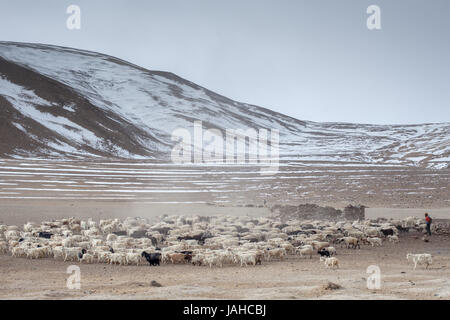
<box><xmin>0</xmin><ymin>159</ymin><xmax>448</xmax><ymax>208</ymax></box>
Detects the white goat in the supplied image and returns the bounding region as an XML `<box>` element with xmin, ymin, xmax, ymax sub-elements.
<box><xmin>367</xmin><ymin>237</ymin><xmax>383</xmax><ymax>247</ymax></box>
<box><xmin>406</xmin><ymin>253</ymin><xmax>432</xmax><ymax>270</ymax></box>
<box><xmin>320</xmin><ymin>256</ymin><xmax>339</xmax><ymax>269</ymax></box>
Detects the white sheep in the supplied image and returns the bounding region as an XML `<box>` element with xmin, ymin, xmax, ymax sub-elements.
<box><xmin>62</xmin><ymin>238</ymin><xmax>75</xmax><ymax>248</ymax></box>
<box><xmin>96</xmin><ymin>251</ymin><xmax>112</xmax><ymax>264</ymax></box>
<box><xmin>265</xmin><ymin>248</ymin><xmax>286</xmax><ymax>261</ymax></box>
<box><xmin>63</xmin><ymin>247</ymin><xmax>82</xmax><ymax>262</ymax></box>
<box><xmin>80</xmin><ymin>253</ymin><xmax>95</xmax><ymax>264</ymax></box>
<box><xmin>387</xmin><ymin>235</ymin><xmax>399</xmax><ymax>243</ymax></box>
<box><xmin>82</xmin><ymin>228</ymin><xmax>100</xmax><ymax>237</ymax></box>
<box><xmin>311</xmin><ymin>241</ymin><xmax>330</xmax><ymax>251</ymax></box>
<box><xmin>125</xmin><ymin>252</ymin><xmax>143</xmax><ymax>266</ymax></box>
<box><xmin>23</xmin><ymin>222</ymin><xmax>37</xmax><ymax>233</ymax></box>
<box><xmin>320</xmin><ymin>256</ymin><xmax>339</xmax><ymax>269</ymax></box>
<box><xmin>205</xmin><ymin>253</ymin><xmax>224</xmax><ymax>268</ymax></box>
<box><xmin>326</xmin><ymin>246</ymin><xmax>337</xmax><ymax>256</ymax></box>
<box><xmin>4</xmin><ymin>230</ymin><xmax>20</xmax><ymax>241</ymax></box>
<box><xmin>110</xmin><ymin>253</ymin><xmax>127</xmax><ymax>265</ymax></box>
<box><xmin>364</xmin><ymin>227</ymin><xmax>380</xmax><ymax>237</ymax></box>
<box><xmin>0</xmin><ymin>241</ymin><xmax>8</xmax><ymax>254</ymax></box>
<box><xmin>367</xmin><ymin>237</ymin><xmax>383</xmax><ymax>247</ymax></box>
<box><xmin>26</xmin><ymin>247</ymin><xmax>49</xmax><ymax>259</ymax></box>
<box><xmin>342</xmin><ymin>237</ymin><xmax>360</xmax><ymax>249</ymax></box>
<box><xmin>403</xmin><ymin>216</ymin><xmax>417</xmax><ymax>228</ymax></box>
<box><xmin>191</xmin><ymin>253</ymin><xmax>206</xmax><ymax>266</ymax></box>
<box><xmin>106</xmin><ymin>234</ymin><xmax>118</xmax><ymax>242</ymax></box>
<box><xmin>0</xmin><ymin>224</ymin><xmax>8</xmax><ymax>234</ymax></box>
<box><xmin>11</xmin><ymin>246</ymin><xmax>27</xmax><ymax>258</ymax></box>
<box><xmin>406</xmin><ymin>253</ymin><xmax>432</xmax><ymax>270</ymax></box>
<box><xmin>61</xmin><ymin>229</ymin><xmax>73</xmax><ymax>237</ymax></box>
<box><xmin>236</xmin><ymin>252</ymin><xmax>257</xmax><ymax>267</ymax></box>
<box><xmin>53</xmin><ymin>246</ymin><xmax>65</xmax><ymax>260</ymax></box>
<box><xmin>8</xmin><ymin>240</ymin><xmax>20</xmax><ymax>248</ymax></box>
<box><xmin>297</xmin><ymin>246</ymin><xmax>313</xmax><ymax>259</ymax></box>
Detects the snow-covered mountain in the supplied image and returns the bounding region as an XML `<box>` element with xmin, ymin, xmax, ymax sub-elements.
<box><xmin>0</xmin><ymin>42</ymin><xmax>449</xmax><ymax>168</ymax></box>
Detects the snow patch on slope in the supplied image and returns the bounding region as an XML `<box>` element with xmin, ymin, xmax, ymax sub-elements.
<box><xmin>0</xmin><ymin>42</ymin><xmax>448</xmax><ymax>168</ymax></box>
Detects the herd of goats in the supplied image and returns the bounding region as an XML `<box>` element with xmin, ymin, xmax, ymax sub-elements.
<box><xmin>0</xmin><ymin>214</ymin><xmax>436</xmax><ymax>270</ymax></box>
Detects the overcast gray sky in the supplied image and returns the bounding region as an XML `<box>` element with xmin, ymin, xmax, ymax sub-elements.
<box><xmin>0</xmin><ymin>0</ymin><xmax>449</xmax><ymax>124</ymax></box>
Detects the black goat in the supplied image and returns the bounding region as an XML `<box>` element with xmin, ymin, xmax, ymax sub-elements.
<box><xmin>78</xmin><ymin>249</ymin><xmax>87</xmax><ymax>260</ymax></box>
<box><xmin>38</xmin><ymin>231</ymin><xmax>53</xmax><ymax>239</ymax></box>
<box><xmin>396</xmin><ymin>226</ymin><xmax>410</xmax><ymax>233</ymax></box>
<box><xmin>380</xmin><ymin>229</ymin><xmax>394</xmax><ymax>237</ymax></box>
<box><xmin>184</xmin><ymin>254</ymin><xmax>193</xmax><ymax>263</ymax></box>
<box><xmin>318</xmin><ymin>249</ymin><xmax>330</xmax><ymax>257</ymax></box>
<box><xmin>142</xmin><ymin>251</ymin><xmax>161</xmax><ymax>266</ymax></box>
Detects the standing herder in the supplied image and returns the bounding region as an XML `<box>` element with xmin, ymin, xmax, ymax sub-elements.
<box><xmin>424</xmin><ymin>213</ymin><xmax>432</xmax><ymax>236</ymax></box>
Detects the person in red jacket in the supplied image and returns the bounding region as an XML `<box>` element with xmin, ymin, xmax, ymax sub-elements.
<box><xmin>425</xmin><ymin>213</ymin><xmax>432</xmax><ymax>236</ymax></box>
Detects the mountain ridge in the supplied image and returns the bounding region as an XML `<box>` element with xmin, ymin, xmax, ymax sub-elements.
<box><xmin>0</xmin><ymin>41</ymin><xmax>449</xmax><ymax>169</ymax></box>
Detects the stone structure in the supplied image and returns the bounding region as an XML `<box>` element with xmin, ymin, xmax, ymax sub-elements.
<box><xmin>270</xmin><ymin>203</ymin><xmax>365</xmax><ymax>222</ymax></box>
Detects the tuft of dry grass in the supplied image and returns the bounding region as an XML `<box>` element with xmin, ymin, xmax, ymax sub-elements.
<box><xmin>323</xmin><ymin>281</ymin><xmax>342</xmax><ymax>290</ymax></box>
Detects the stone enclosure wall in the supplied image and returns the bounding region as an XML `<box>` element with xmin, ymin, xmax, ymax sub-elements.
<box><xmin>270</xmin><ymin>203</ymin><xmax>365</xmax><ymax>222</ymax></box>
